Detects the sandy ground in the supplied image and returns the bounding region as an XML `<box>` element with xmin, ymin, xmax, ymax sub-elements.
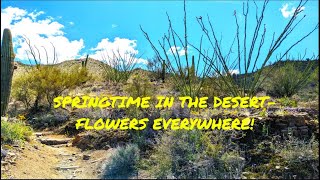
<box><xmin>2</xmin><ymin>133</ymin><xmax>114</xmax><ymax>179</ymax></box>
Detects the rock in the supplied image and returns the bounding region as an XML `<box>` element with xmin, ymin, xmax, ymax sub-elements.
<box><xmin>288</xmin><ymin>121</ymin><xmax>295</xmax><ymax>127</ymax></box>
<box><xmin>1</xmin><ymin>149</ymin><xmax>7</xmax><ymax>159</ymax></box>
<box><xmin>292</xmin><ymin>130</ymin><xmax>299</xmax><ymax>136</ymax></box>
<box><xmin>52</xmin><ymin>144</ymin><xmax>68</xmax><ymax>148</ymax></box>
<box><xmin>281</xmin><ymin>129</ymin><xmax>288</xmax><ymax>134</ymax></box>
<box><xmin>300</xmin><ymin>129</ymin><xmax>309</xmax><ymax>136</ymax></box>
<box><xmin>1</xmin><ymin>161</ymin><xmax>8</xmax><ymax>165</ymax></box>
<box><xmin>289</xmin><ymin>126</ymin><xmax>297</xmax><ymax>130</ymax></box>
<box><xmin>171</xmin><ymin>102</ymin><xmax>190</xmax><ymax>119</ymax></box>
<box><xmin>298</xmin><ymin>126</ymin><xmax>308</xmax><ymax>130</ymax></box>
<box><xmin>277</xmin><ymin>123</ymin><xmax>287</xmax><ymax>129</ymax></box>
<box><xmin>1</xmin><ymin>116</ymin><xmax>9</xmax><ymax>121</ymax></box>
<box><xmin>72</xmin><ymin>135</ymin><xmax>82</xmax><ymax>146</ymax></box>
<box><xmin>33</xmin><ymin>145</ymin><xmax>39</xmax><ymax>150</ymax></box>
<box><xmin>9</xmin><ymin>160</ymin><xmax>16</xmax><ymax>165</ymax></box>
<box><xmin>83</xmin><ymin>154</ymin><xmax>91</xmax><ymax>160</ymax></box>
<box><xmin>295</xmin><ymin>119</ymin><xmax>306</xmax><ymax>127</ymax></box>
<box><xmin>56</xmin><ymin>166</ymin><xmax>79</xmax><ymax>170</ymax></box>
<box><xmin>34</xmin><ymin>133</ymin><xmax>43</xmax><ymax>137</ymax></box>
<box><xmin>72</xmin><ymin>131</ymin><xmax>129</xmax><ymax>150</ymax></box>
<box><xmin>39</xmin><ymin>138</ymin><xmax>72</xmax><ymax>145</ymax></box>
<box><xmin>7</xmin><ymin>152</ymin><xmax>16</xmax><ymax>157</ymax></box>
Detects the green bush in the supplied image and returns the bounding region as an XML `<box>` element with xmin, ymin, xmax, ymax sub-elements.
<box><xmin>102</xmin><ymin>144</ymin><xmax>140</xmax><ymax>179</ymax></box>
<box><xmin>147</xmin><ymin>56</ymin><xmax>163</xmax><ymax>82</ymax></box>
<box><xmin>100</xmin><ymin>66</ymin><xmax>129</xmax><ymax>83</ymax></box>
<box><xmin>12</xmin><ymin>65</ymin><xmax>90</xmax><ymax>109</ymax></box>
<box><xmin>125</xmin><ymin>72</ymin><xmax>154</xmax><ymax>98</ymax></box>
<box><xmin>148</xmin><ymin>130</ymin><xmax>245</xmax><ymax>179</ymax></box>
<box><xmin>268</xmin><ymin>61</ymin><xmax>314</xmax><ymax>98</ymax></box>
<box><xmin>310</xmin><ymin>66</ymin><xmax>319</xmax><ymax>94</ymax></box>
<box><xmin>277</xmin><ymin>97</ymin><xmax>298</xmax><ymax>107</ymax></box>
<box><xmin>1</xmin><ymin>118</ymin><xmax>33</xmax><ymax>144</ymax></box>
<box><xmin>100</xmin><ymin>51</ymin><xmax>138</xmax><ymax>83</ymax></box>
<box><xmin>12</xmin><ymin>74</ymin><xmax>36</xmax><ymax>109</ymax></box>
<box><xmin>270</xmin><ymin>136</ymin><xmax>319</xmax><ymax>179</ymax></box>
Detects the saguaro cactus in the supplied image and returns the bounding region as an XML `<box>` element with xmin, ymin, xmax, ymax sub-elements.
<box><xmin>82</xmin><ymin>54</ymin><xmax>89</xmax><ymax>68</ymax></box>
<box><xmin>1</xmin><ymin>28</ymin><xmax>15</xmax><ymax>116</ymax></box>
<box><xmin>191</xmin><ymin>55</ymin><xmax>195</xmax><ymax>78</ymax></box>
<box><xmin>161</xmin><ymin>59</ymin><xmax>166</xmax><ymax>83</ymax></box>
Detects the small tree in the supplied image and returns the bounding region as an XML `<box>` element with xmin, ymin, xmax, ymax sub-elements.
<box><xmin>13</xmin><ymin>36</ymin><xmax>91</xmax><ymax>110</ymax></box>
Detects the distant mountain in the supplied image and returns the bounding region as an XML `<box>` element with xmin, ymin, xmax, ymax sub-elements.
<box><xmin>14</xmin><ymin>58</ymin><xmax>110</xmax><ymax>81</ymax></box>
<box><xmin>14</xmin><ymin>58</ymin><xmax>318</xmax><ymax>83</ymax></box>
<box><xmin>233</xmin><ymin>59</ymin><xmax>318</xmax><ymax>79</ymax></box>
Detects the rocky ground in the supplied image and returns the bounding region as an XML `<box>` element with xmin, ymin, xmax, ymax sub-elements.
<box><xmin>1</xmin><ymin>63</ymin><xmax>318</xmax><ymax>179</ymax></box>
<box><xmin>1</xmin><ymin>131</ymin><xmax>114</xmax><ymax>179</ymax></box>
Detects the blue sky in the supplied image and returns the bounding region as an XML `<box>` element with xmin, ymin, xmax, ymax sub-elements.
<box><xmin>1</xmin><ymin>0</ymin><xmax>319</xmax><ymax>73</ymax></box>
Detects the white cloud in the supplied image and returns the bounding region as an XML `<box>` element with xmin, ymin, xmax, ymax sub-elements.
<box><xmin>1</xmin><ymin>6</ymin><xmax>84</xmax><ymax>64</ymax></box>
<box><xmin>28</xmin><ymin>10</ymin><xmax>44</xmax><ymax>20</ymax></box>
<box><xmin>229</xmin><ymin>69</ymin><xmax>239</xmax><ymax>75</ymax></box>
<box><xmin>69</xmin><ymin>21</ymin><xmax>74</xmax><ymax>26</ymax></box>
<box><xmin>111</xmin><ymin>24</ymin><xmax>118</xmax><ymax>28</ymax></box>
<box><xmin>280</xmin><ymin>3</ymin><xmax>305</xmax><ymax>18</ymax></box>
<box><xmin>90</xmin><ymin>37</ymin><xmax>148</xmax><ymax>65</ymax></box>
<box><xmin>167</xmin><ymin>46</ymin><xmax>188</xmax><ymax>56</ymax></box>
<box><xmin>214</xmin><ymin>69</ymin><xmax>239</xmax><ymax>77</ymax></box>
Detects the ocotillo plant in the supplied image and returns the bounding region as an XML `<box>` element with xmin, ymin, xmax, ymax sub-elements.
<box><xmin>1</xmin><ymin>28</ymin><xmax>15</xmax><ymax>116</ymax></box>
<box><xmin>161</xmin><ymin>59</ymin><xmax>166</xmax><ymax>83</ymax></box>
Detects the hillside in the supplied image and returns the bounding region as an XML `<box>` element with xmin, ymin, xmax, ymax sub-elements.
<box><xmin>2</xmin><ymin>57</ymin><xmax>318</xmax><ymax>179</ymax></box>
<box><xmin>15</xmin><ymin>58</ymin><xmax>318</xmax><ymax>77</ymax></box>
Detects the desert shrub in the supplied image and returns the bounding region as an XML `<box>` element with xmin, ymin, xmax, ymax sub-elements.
<box><xmin>277</xmin><ymin>97</ymin><xmax>298</xmax><ymax>107</ymax></box>
<box><xmin>268</xmin><ymin>61</ymin><xmax>314</xmax><ymax>98</ymax></box>
<box><xmin>148</xmin><ymin>130</ymin><xmax>245</xmax><ymax>179</ymax></box>
<box><xmin>128</xmin><ymin>108</ymin><xmax>160</xmax><ymax>152</ymax></box>
<box><xmin>310</xmin><ymin>66</ymin><xmax>319</xmax><ymax>94</ymax></box>
<box><xmin>100</xmin><ymin>50</ymin><xmax>139</xmax><ymax>83</ymax></box>
<box><xmin>1</xmin><ymin>118</ymin><xmax>33</xmax><ymax>144</ymax></box>
<box><xmin>28</xmin><ymin>109</ymin><xmax>69</xmax><ymax>130</ymax></box>
<box><xmin>12</xmin><ymin>74</ymin><xmax>36</xmax><ymax>109</ymax></box>
<box><xmin>125</xmin><ymin>72</ymin><xmax>154</xmax><ymax>98</ymax></box>
<box><xmin>102</xmin><ymin>144</ymin><xmax>140</xmax><ymax>179</ymax></box>
<box><xmin>147</xmin><ymin>56</ymin><xmax>164</xmax><ymax>82</ymax></box>
<box><xmin>200</xmin><ymin>76</ymin><xmax>232</xmax><ymax>98</ymax></box>
<box><xmin>12</xmin><ymin>65</ymin><xmax>90</xmax><ymax>109</ymax></box>
<box><xmin>270</xmin><ymin>136</ymin><xmax>319</xmax><ymax>179</ymax></box>
<box><xmin>100</xmin><ymin>65</ymin><xmax>128</xmax><ymax>83</ymax></box>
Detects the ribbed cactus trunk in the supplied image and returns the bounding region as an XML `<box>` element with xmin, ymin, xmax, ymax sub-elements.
<box><xmin>82</xmin><ymin>54</ymin><xmax>89</xmax><ymax>68</ymax></box>
<box><xmin>191</xmin><ymin>55</ymin><xmax>195</xmax><ymax>77</ymax></box>
<box><xmin>161</xmin><ymin>60</ymin><xmax>166</xmax><ymax>83</ymax></box>
<box><xmin>1</xmin><ymin>29</ymin><xmax>15</xmax><ymax>116</ymax></box>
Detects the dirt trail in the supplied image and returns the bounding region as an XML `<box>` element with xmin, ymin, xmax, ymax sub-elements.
<box><xmin>2</xmin><ymin>132</ymin><xmax>114</xmax><ymax>179</ymax></box>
